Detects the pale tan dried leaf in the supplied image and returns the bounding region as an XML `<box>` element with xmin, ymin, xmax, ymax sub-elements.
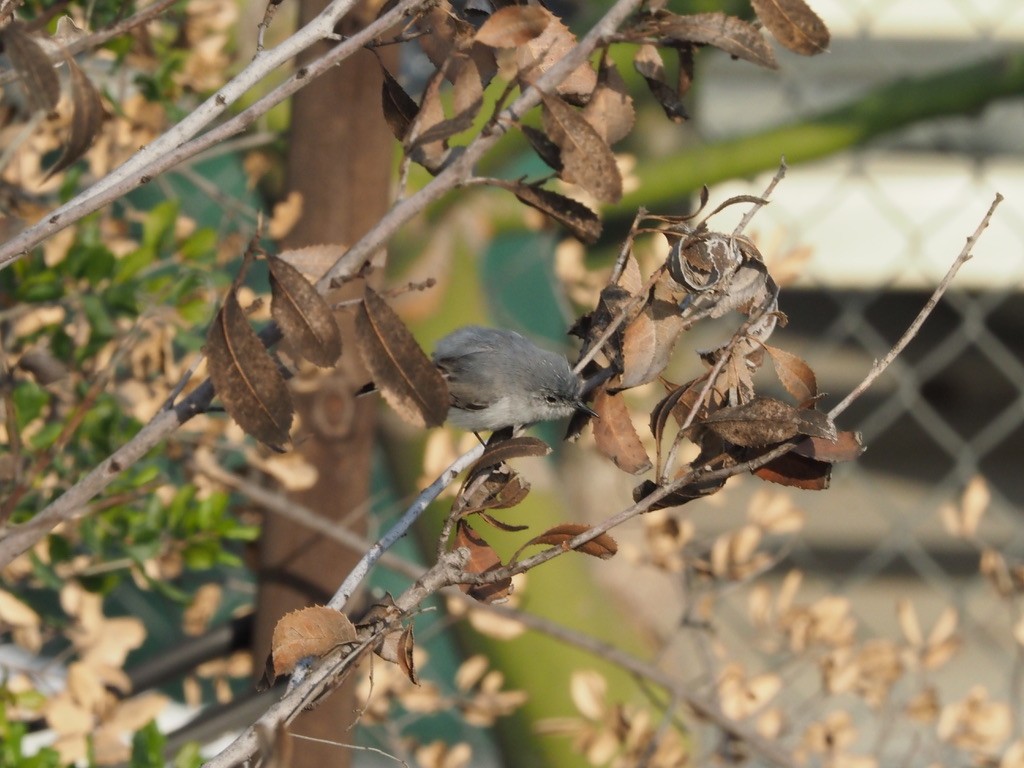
<box><xmin>1014</xmin><ymin>616</ymin><xmax>1024</xmax><ymax>648</ymax></box>
<box><xmin>67</xmin><ymin>661</ymin><xmax>108</xmax><ymax>714</ymax></box>
<box><xmin>747</xmin><ymin>489</ymin><xmax>804</xmax><ymax>533</ymax></box>
<box><xmin>455</xmin><ymin>654</ymin><xmax>489</xmax><ymax>692</ymax></box>
<box><xmin>45</xmin><ymin>693</ymin><xmax>92</xmax><ymax>736</ymax></box>
<box><xmin>275</xmin><ymin>243</ymin><xmax>348</xmax><ymax>281</ymax></box>
<box><xmin>922</xmin><ymin>637</ymin><xmax>961</xmax><ymax>670</ymax></box>
<box><xmin>777</xmin><ymin>570</ymin><xmax>803</xmax><ymax>613</ymax></box>
<box><xmin>184</xmin><ymin>583</ymin><xmax>222</xmax><ymax>637</ymax></box>
<box><xmin>757</xmin><ymin>708</ymin><xmax>784</xmax><ymax>739</ymax></box>
<box><xmin>100</xmin><ymin>692</ymin><xmax>169</xmax><ymax>734</ymax></box>
<box><xmin>0</xmin><ymin>589</ymin><xmax>40</xmax><ymax>628</ymax></box>
<box><xmin>897</xmin><ymin>599</ymin><xmax>923</xmax><ymax>647</ymax></box>
<box><xmin>928</xmin><ymin>606</ymin><xmax>958</xmax><ymax>648</ymax></box>
<box><xmin>905</xmin><ymin>687</ymin><xmax>940</xmax><ymax>723</ymax></box>
<box><xmin>253</xmin><ymin>450</ymin><xmax>319</xmax><ymax>491</ymax></box>
<box><xmin>570</xmin><ymin>669</ymin><xmax>607</xmax><ymax>720</ymax></box>
<box><xmin>416</xmin><ymin>740</ymin><xmax>472</xmax><ymax>768</ymax></box>
<box><xmin>731</xmin><ymin>525</ymin><xmax>762</xmax><ymax>565</ymax></box>
<box><xmin>268</xmin><ymin>191</ymin><xmax>303</xmax><ymax>240</ymax></box>
<box><xmin>961</xmin><ymin>475</ymin><xmax>990</xmax><ymax>535</ymax></box>
<box><xmin>468</xmin><ymin>607</ymin><xmax>526</xmax><ymax>640</ymax></box>
<box><xmin>79</xmin><ymin>616</ymin><xmax>146</xmax><ymax>668</ymax></box>
<box><xmin>1001</xmin><ymin>739</ymin><xmax>1024</xmax><ymax>768</ymax></box>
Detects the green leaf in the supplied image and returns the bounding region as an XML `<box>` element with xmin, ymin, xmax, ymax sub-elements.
<box><xmin>221</xmin><ymin>524</ymin><xmax>260</xmax><ymax>542</ymax></box>
<box><xmin>48</xmin><ymin>534</ymin><xmax>73</xmax><ymax>565</ymax></box>
<box><xmin>182</xmin><ymin>542</ymin><xmax>216</xmax><ymax>570</ymax></box>
<box><xmin>180</xmin><ymin>228</ymin><xmax>217</xmax><ymax>261</ymax></box>
<box><xmin>142</xmin><ymin>200</ymin><xmax>179</xmax><ymax>252</ymax></box>
<box><xmin>130</xmin><ymin>720</ymin><xmax>166</xmax><ymax>768</ymax></box>
<box><xmin>28</xmin><ymin>421</ymin><xmax>62</xmax><ymax>450</ymax></box>
<box><xmin>16</xmin><ymin>271</ymin><xmax>62</xmax><ymax>302</ymax></box>
<box><xmin>115</xmin><ymin>247</ymin><xmax>156</xmax><ymax>283</ymax></box>
<box><xmin>81</xmin><ymin>294</ymin><xmax>117</xmax><ymax>340</ymax></box>
<box><xmin>173</xmin><ymin>742</ymin><xmax>203</xmax><ymax>768</ymax></box>
<box><xmin>12</xmin><ymin>381</ymin><xmax>48</xmax><ymax>428</ymax></box>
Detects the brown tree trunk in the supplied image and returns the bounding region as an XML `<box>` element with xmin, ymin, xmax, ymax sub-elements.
<box><xmin>252</xmin><ymin>4</ymin><xmax>395</xmax><ymax>765</ymax></box>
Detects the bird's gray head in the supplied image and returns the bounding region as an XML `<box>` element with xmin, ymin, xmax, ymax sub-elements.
<box><xmin>432</xmin><ymin>326</ymin><xmax>592</xmax><ymax>432</ymax></box>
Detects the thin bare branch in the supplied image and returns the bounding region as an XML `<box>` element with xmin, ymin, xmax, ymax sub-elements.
<box><xmin>828</xmin><ymin>192</ymin><xmax>1003</xmax><ymax>420</ymax></box>
<box><xmin>733</xmin><ymin>157</ymin><xmax>787</xmax><ymax>235</ymax></box>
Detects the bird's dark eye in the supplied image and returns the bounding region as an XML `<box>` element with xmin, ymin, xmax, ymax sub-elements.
<box><xmin>544</xmin><ymin>394</ymin><xmax>559</xmax><ymax>405</ymax></box>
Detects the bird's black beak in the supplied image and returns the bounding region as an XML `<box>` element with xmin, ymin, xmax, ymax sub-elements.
<box><xmin>576</xmin><ymin>401</ymin><xmax>599</xmax><ymax>419</ymax></box>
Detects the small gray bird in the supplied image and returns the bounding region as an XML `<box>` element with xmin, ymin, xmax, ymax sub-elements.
<box><xmin>432</xmin><ymin>326</ymin><xmax>595</xmax><ymax>432</ymax></box>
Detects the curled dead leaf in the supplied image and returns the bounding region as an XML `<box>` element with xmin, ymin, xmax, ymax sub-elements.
<box><xmin>514</xmin><ymin>523</ymin><xmax>618</xmax><ymax>561</ymax></box>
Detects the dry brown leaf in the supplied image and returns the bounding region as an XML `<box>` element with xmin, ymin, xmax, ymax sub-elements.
<box><xmin>592</xmin><ymin>388</ymin><xmax>652</xmax><ymax>475</ymax></box>
<box><xmin>517</xmin><ymin>523</ymin><xmax>618</xmax><ymax>560</ymax></box>
<box><xmin>541</xmin><ymin>92</ymin><xmax>622</xmax><ymax>204</ymax></box>
<box><xmin>751</xmin><ymin>0</ymin><xmax>830</xmax><ymax>55</ymax></box>
<box><xmin>1</xmin><ymin>23</ymin><xmax>60</xmax><ymax>113</ymax></box>
<box><xmin>515</xmin><ymin>9</ymin><xmax>596</xmax><ymax>103</ymax></box>
<box><xmin>268</xmin><ymin>253</ymin><xmax>342</xmax><ymax>367</ymax></box>
<box><xmin>633</xmin><ymin>44</ymin><xmax>688</xmax><ymax>122</ymax></box>
<box><xmin>505</xmin><ymin>181</ymin><xmax>602</xmax><ymax>244</ymax></box>
<box><xmin>45</xmin><ymin>56</ymin><xmax>106</xmax><ymax>180</ymax></box>
<box><xmin>475</xmin><ymin>5</ymin><xmax>551</xmax><ymax>47</ymax></box>
<box><xmin>376</xmin><ymin>625</ymin><xmax>417</xmax><ymax>684</ymax></box>
<box><xmin>454</xmin><ymin>521</ymin><xmax>512</xmax><ymax>603</ymax></box>
<box><xmin>467</xmin><ymin>435</ymin><xmax>551</xmax><ymax>477</ymax></box>
<box><xmin>702</xmin><ymin>397</ymin><xmax>835</xmax><ymax>448</ymax></box>
<box><xmin>791</xmin><ymin>431</ymin><xmax>864</xmax><ymax>463</ymax></box>
<box><xmin>355</xmin><ymin>287</ymin><xmax>448</xmax><ymax>428</ymax></box>
<box><xmin>271</xmin><ymin>606</ymin><xmax>356</xmax><ymax>678</ymax></box>
<box><xmin>765</xmin><ymin>344</ymin><xmax>817</xmax><ymax>403</ymax></box>
<box><xmin>380</xmin><ymin>64</ymin><xmax>419</xmax><ymax>141</ymax></box>
<box><xmin>207</xmin><ymin>288</ymin><xmax>293</xmax><ymax>449</ymax></box>
<box><xmin>636</xmin><ymin>12</ymin><xmax>778</xmax><ymax>70</ymax></box>
<box><xmin>407</xmin><ymin>68</ymin><xmax>450</xmax><ymax>172</ymax></box>
<box><xmin>582</xmin><ymin>57</ymin><xmax>635</xmax><ymax>145</ymax></box>
<box><xmin>754</xmin><ymin>450</ymin><xmax>831</xmax><ymax>490</ymax></box>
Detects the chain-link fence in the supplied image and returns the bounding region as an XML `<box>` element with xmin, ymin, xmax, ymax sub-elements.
<box><xmin>655</xmin><ymin>0</ymin><xmax>1024</xmax><ymax>760</ymax></box>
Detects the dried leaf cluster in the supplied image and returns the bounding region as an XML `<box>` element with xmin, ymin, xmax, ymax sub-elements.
<box><xmin>379</xmin><ymin>0</ymin><xmax>829</xmax><ymax>242</ymax></box>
